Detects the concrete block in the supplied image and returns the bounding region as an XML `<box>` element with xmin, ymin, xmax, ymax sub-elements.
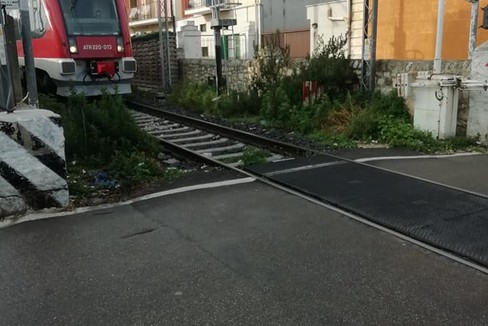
<box><xmin>0</xmin><ymin>108</ymin><xmax>69</xmax><ymax>219</ymax></box>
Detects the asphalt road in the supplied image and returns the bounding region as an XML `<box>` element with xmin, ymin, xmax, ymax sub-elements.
<box><xmin>364</xmin><ymin>153</ymin><xmax>488</xmax><ymax>195</ymax></box>
<box><xmin>1</xmin><ymin>177</ymin><xmax>488</xmax><ymax>326</ymax></box>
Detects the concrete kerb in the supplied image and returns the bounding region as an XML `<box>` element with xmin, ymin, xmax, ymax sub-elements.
<box><xmin>0</xmin><ymin>107</ymin><xmax>69</xmax><ymax>220</ymax></box>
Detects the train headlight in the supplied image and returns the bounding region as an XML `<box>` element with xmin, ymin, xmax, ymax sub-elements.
<box><xmin>68</xmin><ymin>38</ymin><xmax>78</xmax><ymax>54</ymax></box>
<box><xmin>116</xmin><ymin>37</ymin><xmax>124</xmax><ymax>53</ymax></box>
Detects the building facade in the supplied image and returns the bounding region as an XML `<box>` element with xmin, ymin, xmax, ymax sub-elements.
<box><xmin>125</xmin><ymin>0</ymin><xmax>178</xmax><ymax>35</ymax></box>
<box><xmin>177</xmin><ymin>0</ymin><xmax>259</xmax><ymax>59</ymax></box>
<box><xmin>376</xmin><ymin>0</ymin><xmax>488</xmax><ymax>60</ymax></box>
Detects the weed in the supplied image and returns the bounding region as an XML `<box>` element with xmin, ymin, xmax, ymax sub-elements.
<box><xmin>242</xmin><ymin>146</ymin><xmax>271</xmax><ymax>166</ymax></box>
<box><xmin>39</xmin><ymin>92</ymin><xmax>177</xmax><ymax>197</ymax></box>
<box><xmin>378</xmin><ymin>117</ymin><xmax>443</xmax><ymax>152</ymax></box>
<box><xmin>310</xmin><ymin>131</ymin><xmax>356</xmax><ymax>149</ymax></box>
<box><xmin>250</xmin><ymin>31</ymin><xmax>293</xmax><ymax>95</ymax></box>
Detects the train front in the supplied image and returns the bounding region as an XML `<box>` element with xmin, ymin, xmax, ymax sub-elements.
<box><xmin>56</xmin><ymin>0</ymin><xmax>137</xmax><ymax>96</ymax></box>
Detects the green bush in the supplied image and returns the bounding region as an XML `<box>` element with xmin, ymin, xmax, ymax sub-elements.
<box><xmin>250</xmin><ymin>31</ymin><xmax>293</xmax><ymax>95</ymax></box>
<box><xmin>301</xmin><ymin>35</ymin><xmax>357</xmax><ymax>99</ymax></box>
<box><xmin>260</xmin><ymin>87</ymin><xmax>294</xmax><ymax>129</ymax></box>
<box><xmin>169</xmin><ymin>82</ymin><xmax>216</xmax><ymax>113</ymax></box>
<box><xmin>211</xmin><ymin>91</ymin><xmax>262</xmax><ymax>118</ymax></box>
<box><xmin>378</xmin><ymin>117</ymin><xmax>442</xmax><ymax>152</ymax></box>
<box><xmin>367</xmin><ymin>90</ymin><xmax>410</xmax><ymax>121</ymax></box>
<box><xmin>40</xmin><ymin>91</ymin><xmax>169</xmax><ymax>193</ymax></box>
<box><xmin>57</xmin><ymin>90</ymin><xmax>158</xmax><ymax>164</ymax></box>
<box><xmin>347</xmin><ymin>109</ymin><xmax>381</xmax><ymax>140</ymax></box>
<box><xmin>108</xmin><ymin>151</ymin><xmax>165</xmax><ymax>184</ymax></box>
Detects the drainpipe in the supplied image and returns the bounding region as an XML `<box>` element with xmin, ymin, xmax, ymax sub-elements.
<box><xmin>469</xmin><ymin>0</ymin><xmax>479</xmax><ymax>59</ymax></box>
<box><xmin>434</xmin><ymin>0</ymin><xmax>445</xmax><ymax>73</ymax></box>
<box><xmin>347</xmin><ymin>0</ymin><xmax>352</xmax><ymax>58</ymax></box>
<box><xmin>255</xmin><ymin>0</ymin><xmax>262</xmax><ymax>49</ymax></box>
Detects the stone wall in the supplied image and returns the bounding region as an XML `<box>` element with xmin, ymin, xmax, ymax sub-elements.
<box><xmin>181</xmin><ymin>59</ymin><xmax>251</xmax><ymax>92</ymax></box>
<box><xmin>180</xmin><ymin>58</ymin><xmax>471</xmax><ymax>92</ymax></box>
<box><xmin>131</xmin><ymin>33</ymin><xmax>178</xmax><ymax>91</ymax></box>
<box><xmin>374</xmin><ymin>60</ymin><xmax>471</xmax><ymax>91</ymax></box>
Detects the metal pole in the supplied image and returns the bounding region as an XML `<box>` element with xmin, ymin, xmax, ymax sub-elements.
<box><xmin>212</xmin><ymin>1</ymin><xmax>223</xmax><ymax>95</ymax></box>
<box><xmin>0</xmin><ymin>7</ymin><xmax>14</xmax><ymax>111</ymax></box>
<box><xmin>469</xmin><ymin>0</ymin><xmax>479</xmax><ymax>59</ymax></box>
<box><xmin>164</xmin><ymin>0</ymin><xmax>171</xmax><ymax>89</ymax></box>
<box><xmin>20</xmin><ymin>0</ymin><xmax>38</xmax><ymax>107</ymax></box>
<box><xmin>5</xmin><ymin>15</ymin><xmax>22</xmax><ymax>104</ymax></box>
<box><xmin>255</xmin><ymin>0</ymin><xmax>261</xmax><ymax>49</ymax></box>
<box><xmin>434</xmin><ymin>0</ymin><xmax>445</xmax><ymax>73</ymax></box>
<box><xmin>157</xmin><ymin>0</ymin><xmax>166</xmax><ymax>91</ymax></box>
<box><xmin>360</xmin><ymin>0</ymin><xmax>370</xmax><ymax>91</ymax></box>
<box><xmin>369</xmin><ymin>0</ymin><xmax>378</xmax><ymax>92</ymax></box>
<box><xmin>170</xmin><ymin>0</ymin><xmax>176</xmax><ymax>34</ymax></box>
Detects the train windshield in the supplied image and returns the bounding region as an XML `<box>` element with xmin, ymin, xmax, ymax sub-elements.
<box><xmin>59</xmin><ymin>0</ymin><xmax>121</xmax><ymax>35</ymax></box>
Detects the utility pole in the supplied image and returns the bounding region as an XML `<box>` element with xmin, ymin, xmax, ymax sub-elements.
<box><xmin>210</xmin><ymin>0</ymin><xmax>238</xmax><ymax>95</ymax></box>
<box><xmin>211</xmin><ymin>0</ymin><xmax>223</xmax><ymax>95</ymax></box>
<box><xmin>360</xmin><ymin>0</ymin><xmax>378</xmax><ymax>92</ymax></box>
<box><xmin>468</xmin><ymin>0</ymin><xmax>479</xmax><ymax>59</ymax></box>
<box><xmin>164</xmin><ymin>0</ymin><xmax>171</xmax><ymax>89</ymax></box>
<box><xmin>369</xmin><ymin>0</ymin><xmax>378</xmax><ymax>92</ymax></box>
<box><xmin>20</xmin><ymin>0</ymin><xmax>38</xmax><ymax>107</ymax></box>
<box><xmin>433</xmin><ymin>0</ymin><xmax>445</xmax><ymax>73</ymax></box>
<box><xmin>157</xmin><ymin>0</ymin><xmax>166</xmax><ymax>91</ymax></box>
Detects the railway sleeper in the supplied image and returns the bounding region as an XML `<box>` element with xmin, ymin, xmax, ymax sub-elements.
<box><xmin>170</xmin><ymin>134</ymin><xmax>217</xmax><ymax>145</ymax></box>
<box><xmin>183</xmin><ymin>138</ymin><xmax>231</xmax><ymax>150</ymax></box>
<box><xmin>195</xmin><ymin>143</ymin><xmax>246</xmax><ymax>156</ymax></box>
<box><xmin>159</xmin><ymin>130</ymin><xmax>204</xmax><ymax>140</ymax></box>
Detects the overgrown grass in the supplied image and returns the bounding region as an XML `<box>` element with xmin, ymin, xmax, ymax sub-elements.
<box><xmin>40</xmin><ymin>91</ymin><xmax>178</xmax><ymax>197</ymax></box>
<box><xmin>167</xmin><ymin>34</ymin><xmax>483</xmax><ymax>154</ymax></box>
<box><xmin>241</xmin><ymin>146</ymin><xmax>271</xmax><ymax>166</ymax></box>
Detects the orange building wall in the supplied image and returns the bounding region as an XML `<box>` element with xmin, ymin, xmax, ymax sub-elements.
<box><xmin>377</xmin><ymin>0</ymin><xmax>488</xmax><ymax>60</ymax></box>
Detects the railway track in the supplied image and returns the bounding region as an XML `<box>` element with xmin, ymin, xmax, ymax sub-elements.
<box><xmin>128</xmin><ymin>102</ymin><xmax>314</xmax><ymax>168</ymax></box>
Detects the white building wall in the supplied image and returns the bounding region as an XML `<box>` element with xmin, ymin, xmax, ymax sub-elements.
<box><xmin>177</xmin><ymin>21</ymin><xmax>203</xmax><ymax>59</ymax></box>
<box><xmin>176</xmin><ymin>1</ymin><xmax>258</xmax><ymax>59</ymax></box>
<box><xmin>350</xmin><ymin>0</ymin><xmax>363</xmax><ymax>60</ymax></box>
<box><xmin>468</xmin><ymin>41</ymin><xmax>488</xmax><ymax>142</ymax></box>
<box><xmin>306</xmin><ymin>1</ymin><xmax>348</xmax><ymax>56</ymax></box>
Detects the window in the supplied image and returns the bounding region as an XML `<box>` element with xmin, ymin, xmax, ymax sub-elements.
<box><xmin>221</xmin><ymin>34</ymin><xmax>240</xmax><ymax>60</ymax></box>
<box><xmin>10</xmin><ymin>0</ymin><xmax>49</xmax><ymax>40</ymax></box>
<box><xmin>200</xmin><ymin>24</ymin><xmax>207</xmax><ymax>32</ymax></box>
<box><xmin>202</xmin><ymin>46</ymin><xmax>209</xmax><ymax>57</ymax></box>
<box><xmin>59</xmin><ymin>0</ymin><xmax>121</xmax><ymax>35</ymax></box>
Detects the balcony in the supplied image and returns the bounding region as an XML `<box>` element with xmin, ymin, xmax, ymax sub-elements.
<box><xmin>185</xmin><ymin>0</ymin><xmax>241</xmax><ymax>16</ymax></box>
<box><xmin>128</xmin><ymin>2</ymin><xmax>170</xmax><ymax>28</ymax></box>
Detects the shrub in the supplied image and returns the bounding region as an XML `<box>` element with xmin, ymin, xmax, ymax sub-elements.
<box><xmin>302</xmin><ymin>35</ymin><xmax>358</xmax><ymax>99</ymax></box>
<box><xmin>40</xmin><ymin>91</ymin><xmax>169</xmax><ymax>194</ymax></box>
<box><xmin>169</xmin><ymin>82</ymin><xmax>216</xmax><ymax>113</ymax></box>
<box><xmin>250</xmin><ymin>31</ymin><xmax>293</xmax><ymax>95</ymax></box>
<box><xmin>367</xmin><ymin>90</ymin><xmax>410</xmax><ymax>121</ymax></box>
<box><xmin>260</xmin><ymin>87</ymin><xmax>294</xmax><ymax>129</ymax></box>
<box><xmin>212</xmin><ymin>91</ymin><xmax>262</xmax><ymax>118</ymax></box>
<box><xmin>378</xmin><ymin>117</ymin><xmax>442</xmax><ymax>152</ymax></box>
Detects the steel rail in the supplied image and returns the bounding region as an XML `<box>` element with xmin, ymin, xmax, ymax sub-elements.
<box><xmin>128</xmin><ymin>101</ymin><xmax>313</xmax><ymax>157</ymax></box>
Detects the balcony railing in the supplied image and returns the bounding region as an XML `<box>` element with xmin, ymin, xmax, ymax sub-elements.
<box><xmin>129</xmin><ymin>0</ymin><xmax>169</xmax><ymax>22</ymax></box>
<box><xmin>129</xmin><ymin>3</ymin><xmax>156</xmax><ymax>22</ymax></box>
<box><xmin>186</xmin><ymin>0</ymin><xmax>241</xmax><ymax>15</ymax></box>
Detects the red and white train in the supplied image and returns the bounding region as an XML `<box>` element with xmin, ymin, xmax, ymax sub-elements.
<box><xmin>11</xmin><ymin>0</ymin><xmax>137</xmax><ymax>96</ymax></box>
